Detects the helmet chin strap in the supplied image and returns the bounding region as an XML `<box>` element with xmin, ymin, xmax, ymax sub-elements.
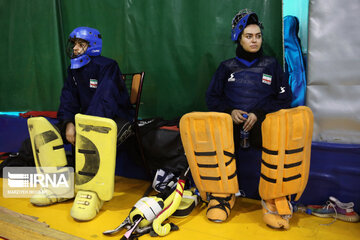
<box><xmin>70</xmin><ymin>54</ymin><xmax>91</xmax><ymax>69</ymax></box>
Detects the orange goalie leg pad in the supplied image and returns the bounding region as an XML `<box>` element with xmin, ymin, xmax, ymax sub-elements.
<box><xmin>206</xmin><ymin>194</ymin><xmax>236</xmax><ymax>223</ymax></box>
<box><xmin>262</xmin><ymin>198</ymin><xmax>291</xmax><ymax>229</ymax></box>
<box><xmin>179</xmin><ymin>112</ymin><xmax>239</xmax><ymax>223</ymax></box>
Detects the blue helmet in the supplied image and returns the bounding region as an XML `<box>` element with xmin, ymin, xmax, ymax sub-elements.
<box><xmin>67</xmin><ymin>27</ymin><xmax>102</xmax><ymax>69</ymax></box>
<box><xmin>231</xmin><ymin>9</ymin><xmax>261</xmax><ymax>42</ymax></box>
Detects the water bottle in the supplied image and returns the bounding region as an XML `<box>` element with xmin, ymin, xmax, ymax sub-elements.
<box><xmin>240</xmin><ymin>114</ymin><xmax>250</xmax><ymax>148</ymax></box>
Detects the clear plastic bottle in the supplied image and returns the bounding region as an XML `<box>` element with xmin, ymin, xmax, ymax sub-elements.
<box><xmin>240</xmin><ymin>114</ymin><xmax>250</xmax><ymax>148</ymax></box>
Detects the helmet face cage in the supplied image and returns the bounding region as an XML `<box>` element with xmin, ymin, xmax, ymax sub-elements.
<box><xmin>66</xmin><ymin>38</ymin><xmax>89</xmax><ymax>59</ymax></box>
<box><xmin>231</xmin><ymin>9</ymin><xmax>262</xmax><ymax>42</ymax></box>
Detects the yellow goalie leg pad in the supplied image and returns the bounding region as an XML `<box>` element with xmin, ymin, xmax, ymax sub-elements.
<box><xmin>73</xmin><ymin>114</ymin><xmax>117</xmax><ymax>200</ymax></box>
<box><xmin>179</xmin><ymin>112</ymin><xmax>239</xmax><ymax>200</ymax></box>
<box><xmin>28</xmin><ymin>117</ymin><xmax>72</xmax><ymax>206</ymax></box>
<box><xmin>28</xmin><ymin>117</ymin><xmax>67</xmax><ymax>170</ymax></box>
<box><xmin>71</xmin><ymin>114</ymin><xmax>117</xmax><ymax>221</ymax></box>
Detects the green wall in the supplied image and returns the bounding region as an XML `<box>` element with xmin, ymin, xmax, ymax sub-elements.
<box><xmin>0</xmin><ymin>0</ymin><xmax>283</xmax><ymax>119</ymax></box>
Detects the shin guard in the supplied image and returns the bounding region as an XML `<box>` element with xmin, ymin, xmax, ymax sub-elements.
<box><xmin>71</xmin><ymin>114</ymin><xmax>117</xmax><ymax>221</ymax></box>
<box><xmin>27</xmin><ymin>117</ymin><xmax>73</xmax><ymax>205</ymax></box>
<box><xmin>179</xmin><ymin>112</ymin><xmax>238</xmax><ymax>200</ymax></box>
<box><xmin>74</xmin><ymin>114</ymin><xmax>117</xmax><ymax>201</ymax></box>
<box><xmin>259</xmin><ymin>106</ymin><xmax>313</xmax><ymax>228</ymax></box>
<box><xmin>28</xmin><ymin>117</ymin><xmax>67</xmax><ymax>170</ymax></box>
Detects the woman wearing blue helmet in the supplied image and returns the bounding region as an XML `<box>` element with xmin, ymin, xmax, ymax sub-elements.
<box><xmin>58</xmin><ymin>26</ymin><xmax>133</xmax><ymax>145</ymax></box>
<box><xmin>205</xmin><ymin>9</ymin><xmax>292</xmax><ymax>225</ymax></box>
<box><xmin>29</xmin><ymin>27</ymin><xmax>134</xmax><ymax>221</ymax></box>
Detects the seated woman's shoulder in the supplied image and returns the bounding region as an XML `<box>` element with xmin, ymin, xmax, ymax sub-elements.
<box><xmin>92</xmin><ymin>56</ymin><xmax>118</xmax><ymax>67</ymax></box>
<box><xmin>258</xmin><ymin>56</ymin><xmax>279</xmax><ymax>66</ymax></box>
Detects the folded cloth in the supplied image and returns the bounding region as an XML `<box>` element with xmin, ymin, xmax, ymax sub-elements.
<box><xmin>20</xmin><ymin>111</ymin><xmax>57</xmax><ymax>119</ymax></box>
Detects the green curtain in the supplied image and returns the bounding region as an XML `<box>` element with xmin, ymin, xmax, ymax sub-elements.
<box><xmin>0</xmin><ymin>0</ymin><xmax>65</xmax><ymax>111</ymax></box>
<box><xmin>0</xmin><ymin>0</ymin><xmax>283</xmax><ymax>119</ymax></box>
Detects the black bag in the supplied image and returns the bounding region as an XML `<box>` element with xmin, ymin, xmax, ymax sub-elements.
<box><xmin>0</xmin><ymin>137</ymin><xmax>74</xmax><ymax>178</ymax></box>
<box><xmin>0</xmin><ymin>138</ymin><xmax>35</xmax><ymax>178</ymax></box>
<box><xmin>129</xmin><ymin>118</ymin><xmax>188</xmax><ymax>175</ymax></box>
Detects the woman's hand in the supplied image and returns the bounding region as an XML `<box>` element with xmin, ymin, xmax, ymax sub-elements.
<box><xmin>65</xmin><ymin>122</ymin><xmax>76</xmax><ymax>145</ymax></box>
<box><xmin>231</xmin><ymin>109</ymin><xmax>248</xmax><ymax>124</ymax></box>
<box><xmin>243</xmin><ymin>112</ymin><xmax>257</xmax><ymax>132</ymax></box>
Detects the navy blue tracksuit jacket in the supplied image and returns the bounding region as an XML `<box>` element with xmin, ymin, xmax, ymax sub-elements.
<box><xmin>206</xmin><ymin>56</ymin><xmax>292</xmax><ymax>115</ymax></box>
<box><xmin>57</xmin><ymin>56</ymin><xmax>134</xmax><ymax>124</ymax></box>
